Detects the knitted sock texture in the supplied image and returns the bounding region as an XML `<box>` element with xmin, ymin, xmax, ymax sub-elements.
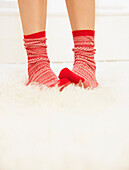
<box><xmin>72</xmin><ymin>30</ymin><xmax>98</xmax><ymax>88</ymax></box>
<box><xmin>24</xmin><ymin>31</ymin><xmax>58</xmax><ymax>87</ymax></box>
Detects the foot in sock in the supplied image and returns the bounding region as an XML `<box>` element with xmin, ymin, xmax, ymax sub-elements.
<box><xmin>24</xmin><ymin>31</ymin><xmax>59</xmax><ymax>87</ymax></box>
<box><xmin>58</xmin><ymin>78</ymin><xmax>72</xmax><ymax>92</ymax></box>
<box><xmin>59</xmin><ymin>30</ymin><xmax>98</xmax><ymax>89</ymax></box>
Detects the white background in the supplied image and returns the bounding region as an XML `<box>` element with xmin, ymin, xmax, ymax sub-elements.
<box><xmin>0</xmin><ymin>0</ymin><xmax>129</xmax><ymax>14</ymax></box>
<box><xmin>48</xmin><ymin>0</ymin><xmax>129</xmax><ymax>14</ymax></box>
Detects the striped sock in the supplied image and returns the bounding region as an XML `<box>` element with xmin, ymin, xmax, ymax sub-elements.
<box><xmin>59</xmin><ymin>30</ymin><xmax>98</xmax><ymax>88</ymax></box>
<box><xmin>24</xmin><ymin>31</ymin><xmax>58</xmax><ymax>87</ymax></box>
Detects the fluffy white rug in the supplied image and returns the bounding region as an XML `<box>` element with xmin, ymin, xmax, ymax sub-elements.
<box><xmin>0</xmin><ymin>62</ymin><xmax>129</xmax><ymax>170</ymax></box>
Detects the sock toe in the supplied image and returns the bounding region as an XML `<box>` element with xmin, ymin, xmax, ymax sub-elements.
<box><xmin>59</xmin><ymin>68</ymin><xmax>85</xmax><ymax>85</ymax></box>
<box><xmin>58</xmin><ymin>78</ymin><xmax>71</xmax><ymax>92</ymax></box>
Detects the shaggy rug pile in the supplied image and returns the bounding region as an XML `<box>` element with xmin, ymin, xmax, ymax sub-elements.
<box><xmin>0</xmin><ymin>62</ymin><xmax>129</xmax><ymax>170</ymax></box>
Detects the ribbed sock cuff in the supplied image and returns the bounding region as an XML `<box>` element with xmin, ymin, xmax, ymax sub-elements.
<box><xmin>72</xmin><ymin>30</ymin><xmax>95</xmax><ymax>37</ymax></box>
<box><xmin>24</xmin><ymin>31</ymin><xmax>46</xmax><ymax>39</ymax></box>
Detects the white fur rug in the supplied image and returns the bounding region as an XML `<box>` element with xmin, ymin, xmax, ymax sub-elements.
<box><xmin>0</xmin><ymin>62</ymin><xmax>129</xmax><ymax>170</ymax></box>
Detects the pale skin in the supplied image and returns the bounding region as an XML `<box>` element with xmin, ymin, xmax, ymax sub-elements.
<box><xmin>65</xmin><ymin>0</ymin><xmax>95</xmax><ymax>31</ymax></box>
<box><xmin>18</xmin><ymin>0</ymin><xmax>95</xmax><ymax>35</ymax></box>
<box><xmin>18</xmin><ymin>0</ymin><xmax>47</xmax><ymax>35</ymax></box>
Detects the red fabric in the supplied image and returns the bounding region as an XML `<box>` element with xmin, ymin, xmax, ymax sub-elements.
<box><xmin>59</xmin><ymin>68</ymin><xmax>85</xmax><ymax>84</ymax></box>
<box><xmin>24</xmin><ymin>31</ymin><xmax>46</xmax><ymax>39</ymax></box>
<box><xmin>59</xmin><ymin>29</ymin><xmax>98</xmax><ymax>89</ymax></box>
<box><xmin>58</xmin><ymin>78</ymin><xmax>71</xmax><ymax>92</ymax></box>
<box><xmin>24</xmin><ymin>31</ymin><xmax>58</xmax><ymax>87</ymax></box>
<box><xmin>72</xmin><ymin>30</ymin><xmax>95</xmax><ymax>37</ymax></box>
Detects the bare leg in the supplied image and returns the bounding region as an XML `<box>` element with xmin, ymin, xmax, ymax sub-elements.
<box><xmin>65</xmin><ymin>0</ymin><xmax>95</xmax><ymax>31</ymax></box>
<box><xmin>18</xmin><ymin>0</ymin><xmax>47</xmax><ymax>35</ymax></box>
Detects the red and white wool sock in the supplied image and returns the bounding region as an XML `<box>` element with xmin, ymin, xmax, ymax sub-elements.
<box><xmin>59</xmin><ymin>30</ymin><xmax>98</xmax><ymax>88</ymax></box>
<box><xmin>24</xmin><ymin>31</ymin><xmax>58</xmax><ymax>87</ymax></box>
